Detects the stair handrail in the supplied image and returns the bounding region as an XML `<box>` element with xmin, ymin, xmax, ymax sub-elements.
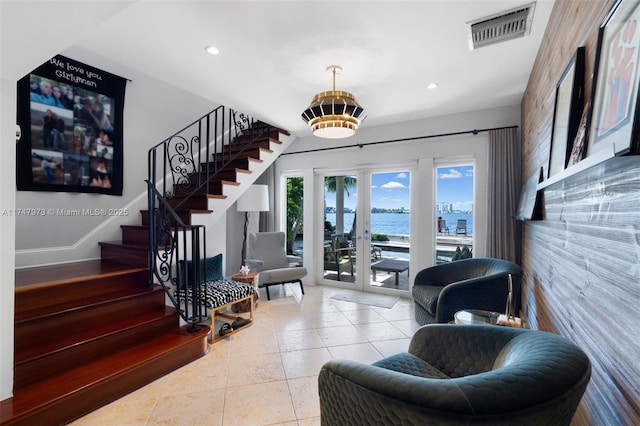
<box><xmin>147</xmin><ymin>105</ymin><xmax>272</xmax><ymax>330</ymax></box>
<box><xmin>148</xmin><ymin>105</ymin><xmax>263</xmax><ymax>207</ymax></box>
<box><xmin>145</xmin><ymin>182</ymin><xmax>208</xmax><ymax>330</ymax></box>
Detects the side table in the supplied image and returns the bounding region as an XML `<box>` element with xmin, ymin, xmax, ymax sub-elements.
<box><xmin>454</xmin><ymin>309</ymin><xmax>500</xmax><ymax>325</ymax></box>
<box><xmin>231</xmin><ymin>272</ymin><xmax>260</xmax><ymax>312</ymax></box>
<box><xmin>454</xmin><ymin>309</ymin><xmax>527</xmax><ymax>328</ymax></box>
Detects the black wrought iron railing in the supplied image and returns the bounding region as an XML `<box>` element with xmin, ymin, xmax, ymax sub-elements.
<box><xmin>146</xmin><ymin>105</ymin><xmax>270</xmax><ymax>329</ymax></box>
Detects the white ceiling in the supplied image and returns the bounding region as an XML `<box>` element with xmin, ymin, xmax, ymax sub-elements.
<box><xmin>1</xmin><ymin>0</ymin><xmax>554</xmax><ymax>137</ymax></box>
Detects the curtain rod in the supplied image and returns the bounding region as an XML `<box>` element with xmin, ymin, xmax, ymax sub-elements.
<box><xmin>281</xmin><ymin>125</ymin><xmax>518</xmax><ymax>156</ymax></box>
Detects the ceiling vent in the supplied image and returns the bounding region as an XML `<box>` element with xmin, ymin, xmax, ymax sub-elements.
<box><xmin>467</xmin><ymin>2</ymin><xmax>536</xmax><ymax>50</ymax></box>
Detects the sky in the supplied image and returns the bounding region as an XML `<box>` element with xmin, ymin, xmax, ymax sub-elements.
<box><xmin>435</xmin><ymin>165</ymin><xmax>474</xmax><ymax>212</ymax></box>
<box><xmin>324</xmin><ymin>165</ymin><xmax>474</xmax><ymax>211</ymax></box>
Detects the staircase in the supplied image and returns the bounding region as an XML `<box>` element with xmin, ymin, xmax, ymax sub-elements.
<box><xmin>0</xmin><ymin>111</ymin><xmax>290</xmax><ymax>425</ymax></box>
<box><xmin>145</xmin><ymin>111</ymin><xmax>291</xmax><ymax>326</ymax></box>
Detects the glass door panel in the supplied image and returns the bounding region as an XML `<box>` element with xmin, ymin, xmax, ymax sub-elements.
<box><xmin>322</xmin><ymin>174</ymin><xmax>358</xmax><ymax>287</ymax></box>
<box><xmin>367</xmin><ymin>171</ymin><xmax>411</xmax><ymax>294</ymax></box>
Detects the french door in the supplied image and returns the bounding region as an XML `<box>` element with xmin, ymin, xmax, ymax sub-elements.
<box><xmin>321</xmin><ymin>172</ymin><xmax>359</xmax><ymax>288</ymax></box>
<box><xmin>320</xmin><ymin>168</ymin><xmax>411</xmax><ymax>296</ymax></box>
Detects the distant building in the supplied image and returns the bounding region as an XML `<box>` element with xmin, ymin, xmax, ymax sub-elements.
<box><xmin>436</xmin><ymin>202</ymin><xmax>453</xmax><ymax>214</ymax></box>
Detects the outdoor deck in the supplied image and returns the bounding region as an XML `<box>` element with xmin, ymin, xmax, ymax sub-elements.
<box><xmin>372</xmin><ymin>234</ymin><xmax>473</xmax><ymax>263</ymax></box>
<box><xmin>323</xmin><ymin>234</ymin><xmax>473</xmax><ymax>291</ymax></box>
<box><xmin>305</xmin><ymin>233</ymin><xmax>474</xmax><ymax>291</ymax></box>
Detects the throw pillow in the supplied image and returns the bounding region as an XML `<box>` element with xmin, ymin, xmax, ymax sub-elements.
<box><xmin>178</xmin><ymin>253</ymin><xmax>223</xmax><ymax>288</ymax></box>
<box><xmin>451</xmin><ymin>247</ymin><xmax>462</xmax><ymax>261</ymax></box>
<box><xmin>459</xmin><ymin>247</ymin><xmax>472</xmax><ymax>259</ymax></box>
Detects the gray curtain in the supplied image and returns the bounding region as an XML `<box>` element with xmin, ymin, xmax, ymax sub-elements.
<box><xmin>486</xmin><ymin>127</ymin><xmax>521</xmax><ymax>263</ymax></box>
<box><xmin>257</xmin><ymin>164</ymin><xmax>276</xmax><ymax>232</ymax></box>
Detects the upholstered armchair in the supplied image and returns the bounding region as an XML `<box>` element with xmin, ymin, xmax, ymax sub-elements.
<box><xmin>319</xmin><ymin>324</ymin><xmax>591</xmax><ymax>425</ymax></box>
<box><xmin>412</xmin><ymin>257</ymin><xmax>522</xmax><ymax>325</ymax></box>
<box><xmin>244</xmin><ymin>232</ymin><xmax>307</xmax><ymax>300</ymax></box>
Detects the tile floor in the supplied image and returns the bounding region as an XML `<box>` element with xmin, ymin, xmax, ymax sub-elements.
<box><xmin>70</xmin><ymin>284</ymin><xmax>420</xmax><ymax>426</ymax></box>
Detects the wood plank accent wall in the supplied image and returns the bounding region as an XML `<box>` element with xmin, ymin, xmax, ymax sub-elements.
<box><xmin>521</xmin><ymin>1</ymin><xmax>640</xmax><ymax>425</ymax></box>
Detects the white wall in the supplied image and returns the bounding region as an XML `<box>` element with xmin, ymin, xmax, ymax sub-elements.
<box><xmin>14</xmin><ymin>46</ymin><xmax>219</xmax><ymax>267</ymax></box>
<box><xmin>0</xmin><ymin>77</ymin><xmax>17</xmax><ymax>401</ymax></box>
<box><xmin>274</xmin><ymin>105</ymin><xmax>520</xmax><ymax>286</ymax></box>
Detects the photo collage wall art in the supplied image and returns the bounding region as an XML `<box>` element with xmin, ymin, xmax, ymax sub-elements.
<box><xmin>16</xmin><ymin>55</ymin><xmax>127</xmax><ymax>195</ymax></box>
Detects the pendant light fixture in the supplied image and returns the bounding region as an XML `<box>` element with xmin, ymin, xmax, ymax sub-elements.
<box><xmin>301</xmin><ymin>65</ymin><xmax>367</xmax><ymax>139</ymax></box>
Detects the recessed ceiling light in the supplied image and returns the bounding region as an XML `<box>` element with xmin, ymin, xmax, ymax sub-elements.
<box><xmin>204</xmin><ymin>45</ymin><xmax>220</xmax><ymax>55</ymax></box>
<box><xmin>427</xmin><ymin>82</ymin><xmax>439</xmax><ymax>90</ymax></box>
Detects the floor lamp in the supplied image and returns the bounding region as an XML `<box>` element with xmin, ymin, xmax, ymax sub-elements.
<box><xmin>237</xmin><ymin>184</ymin><xmax>270</xmax><ymax>269</ymax></box>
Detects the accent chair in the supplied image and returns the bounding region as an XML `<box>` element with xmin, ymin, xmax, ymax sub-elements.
<box><xmin>412</xmin><ymin>257</ymin><xmax>522</xmax><ymax>325</ymax></box>
<box><xmin>319</xmin><ymin>324</ymin><xmax>591</xmax><ymax>425</ymax></box>
<box><xmin>244</xmin><ymin>232</ymin><xmax>306</xmax><ymax>300</ymax></box>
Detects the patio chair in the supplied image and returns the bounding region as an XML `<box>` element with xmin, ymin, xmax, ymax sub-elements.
<box><xmin>455</xmin><ymin>219</ymin><xmax>467</xmax><ymax>235</ymax></box>
<box><xmin>324</xmin><ymin>234</ymin><xmax>355</xmax><ymax>280</ymax></box>
<box><xmin>324</xmin><ymin>244</ymin><xmax>354</xmax><ymax>281</ymax></box>
<box><xmin>334</xmin><ymin>232</ymin><xmax>382</xmax><ymax>261</ymax></box>
<box><xmin>371</xmin><ymin>245</ymin><xmax>382</xmax><ymax>260</ymax></box>
<box><xmin>438</xmin><ymin>218</ymin><xmax>449</xmax><ymax>234</ymax></box>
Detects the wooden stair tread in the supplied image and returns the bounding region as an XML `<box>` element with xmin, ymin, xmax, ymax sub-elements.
<box><xmin>15</xmin><ymin>260</ymin><xmax>147</xmax><ymax>289</ymax></box>
<box><xmin>0</xmin><ymin>324</ymin><xmax>210</xmax><ymax>423</ymax></box>
<box><xmin>212</xmin><ymin>181</ymin><xmax>239</xmax><ymax>188</ymax></box>
<box><xmin>146</xmin><ymin>208</ymin><xmax>213</xmax><ymax>213</ymax></box>
<box><xmin>191</xmin><ymin>167</ymin><xmax>253</xmax><ymax>177</ymax></box>
<box><xmin>16</xmin><ymin>307</ymin><xmax>178</xmax><ymax>364</ymax></box>
<box><xmin>209</xmin><ymin>145</ymin><xmax>274</xmax><ymax>160</ymax></box>
<box><xmin>245</xmin><ymin>157</ymin><xmax>263</xmax><ymax>163</ymax></box>
<box><xmin>232</xmin><ymin>135</ymin><xmax>285</xmax><ymax>146</ymax></box>
<box><xmin>169</xmin><ymin>181</ymin><xmax>240</xmax><ymax>199</ymax></box>
<box><xmin>15</xmin><ymin>285</ymin><xmax>162</xmax><ymax>324</ymax></box>
<box><xmin>98</xmin><ymin>240</ymin><xmax>148</xmax><ymax>248</ymax></box>
<box><xmin>211</xmin><ymin>156</ymin><xmax>263</xmax><ymax>166</ymax></box>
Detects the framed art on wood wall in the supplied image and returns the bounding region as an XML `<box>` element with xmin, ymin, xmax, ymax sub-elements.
<box><xmin>588</xmin><ymin>0</ymin><xmax>640</xmax><ymax>157</ymax></box>
<box><xmin>516</xmin><ymin>167</ymin><xmax>544</xmax><ymax>221</ymax></box>
<box><xmin>568</xmin><ymin>102</ymin><xmax>591</xmax><ymax>166</ymax></box>
<box><xmin>548</xmin><ymin>47</ymin><xmax>585</xmax><ymax>179</ymax></box>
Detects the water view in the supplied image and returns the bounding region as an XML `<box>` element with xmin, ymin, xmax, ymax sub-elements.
<box><xmin>325</xmin><ymin>212</ymin><xmax>473</xmax><ymax>237</ymax></box>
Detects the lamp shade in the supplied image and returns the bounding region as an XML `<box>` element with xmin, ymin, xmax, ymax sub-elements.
<box><xmin>237</xmin><ymin>185</ymin><xmax>270</xmax><ymax>212</ymax></box>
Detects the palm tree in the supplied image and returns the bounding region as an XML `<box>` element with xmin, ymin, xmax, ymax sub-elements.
<box><xmin>325</xmin><ymin>175</ymin><xmax>357</xmax><ymax>236</ymax></box>
<box><xmin>324</xmin><ymin>175</ymin><xmax>357</xmax><ymax>194</ymax></box>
